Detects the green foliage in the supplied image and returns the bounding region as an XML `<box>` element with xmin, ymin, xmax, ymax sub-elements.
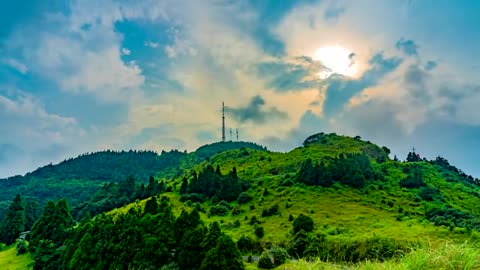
<box><xmin>237</xmin><ymin>192</ymin><xmax>253</xmax><ymax>204</ymax></box>
<box><xmin>400</xmin><ymin>166</ymin><xmax>426</xmax><ymax>188</ymax></box>
<box><xmin>258</xmin><ymin>251</ymin><xmax>275</xmax><ymax>269</ymax></box>
<box><xmin>0</xmin><ymin>194</ymin><xmax>26</xmax><ymax>245</ymax></box>
<box><xmin>210</xmin><ymin>205</ymin><xmax>229</xmax><ymax>216</ymax></box>
<box><xmin>199</xmin><ymin>235</ymin><xmax>244</xmax><ymax>270</ymax></box>
<box><xmin>144</xmin><ymin>197</ymin><xmax>159</xmax><ymax>215</ymax></box>
<box><xmin>237</xmin><ymin>235</ymin><xmax>254</xmax><ymax>253</ymax></box>
<box><xmin>293</xmin><ymin>214</ymin><xmax>314</xmax><ymax>234</ymax></box>
<box><xmin>174</xmin><ymin>209</ymin><xmax>204</xmax><ymax>245</ymax></box>
<box><xmin>261</xmin><ymin>204</ymin><xmax>280</xmax><ymax>217</ymax></box>
<box><xmin>178</xmin><ymin>225</ymin><xmax>207</xmax><ymax>270</ymax></box>
<box><xmin>254</xmin><ymin>225</ymin><xmax>265</xmax><ymax>238</ymax></box>
<box><xmin>29</xmin><ymin>199</ymin><xmax>75</xmax><ymax>251</ymax></box>
<box><xmin>16</xmin><ymin>241</ymin><xmax>28</xmax><ymax>255</ymax></box>
<box><xmin>188</xmin><ymin>165</ymin><xmax>243</xmax><ymax>202</ymax></box>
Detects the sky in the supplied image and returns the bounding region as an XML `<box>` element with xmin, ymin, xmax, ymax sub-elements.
<box><xmin>1</xmin><ymin>0</ymin><xmax>480</xmax><ymax>178</ymax></box>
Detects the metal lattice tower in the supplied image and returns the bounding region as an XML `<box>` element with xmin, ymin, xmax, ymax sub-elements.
<box><xmin>230</xmin><ymin>128</ymin><xmax>232</xmax><ymax>141</ymax></box>
<box><xmin>236</xmin><ymin>128</ymin><xmax>239</xmax><ymax>141</ymax></box>
<box><xmin>222</xmin><ymin>102</ymin><xmax>226</xmax><ymax>142</ymax></box>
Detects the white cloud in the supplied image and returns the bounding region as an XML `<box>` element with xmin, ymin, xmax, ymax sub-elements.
<box><xmin>121</xmin><ymin>48</ymin><xmax>131</xmax><ymax>55</ymax></box>
<box><xmin>3</xmin><ymin>58</ymin><xmax>28</xmax><ymax>74</ymax></box>
<box><xmin>144</xmin><ymin>41</ymin><xmax>159</xmax><ymax>48</ymax></box>
<box><xmin>0</xmin><ymin>92</ymin><xmax>86</xmax><ymax>177</ymax></box>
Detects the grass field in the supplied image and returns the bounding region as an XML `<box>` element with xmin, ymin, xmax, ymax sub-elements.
<box><xmin>0</xmin><ymin>244</ymin><xmax>34</xmax><ymax>270</ymax></box>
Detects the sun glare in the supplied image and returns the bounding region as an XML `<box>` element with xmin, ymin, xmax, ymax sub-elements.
<box><xmin>313</xmin><ymin>45</ymin><xmax>358</xmax><ymax>78</ymax></box>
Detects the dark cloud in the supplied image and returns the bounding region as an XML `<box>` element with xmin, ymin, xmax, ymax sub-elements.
<box><xmin>226</xmin><ymin>95</ymin><xmax>288</xmax><ymax>124</ymax></box>
<box><xmin>323</xmin><ymin>53</ymin><xmax>402</xmax><ymax>117</ymax></box>
<box><xmin>256</xmin><ymin>56</ymin><xmax>326</xmax><ymax>92</ymax></box>
<box><xmin>396</xmin><ymin>38</ymin><xmax>419</xmax><ymax>56</ymax></box>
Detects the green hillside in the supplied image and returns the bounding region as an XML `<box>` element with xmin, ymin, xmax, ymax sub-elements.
<box><xmin>2</xmin><ymin>132</ymin><xmax>480</xmax><ymax>269</ymax></box>
<box><xmin>0</xmin><ymin>142</ymin><xmax>266</xmax><ymax>216</ymax></box>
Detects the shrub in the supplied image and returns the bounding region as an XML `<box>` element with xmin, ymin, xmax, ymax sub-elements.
<box><xmin>263</xmin><ymin>188</ymin><xmax>269</xmax><ymax>196</ymax></box>
<box><xmin>210</xmin><ymin>205</ymin><xmax>229</xmax><ymax>216</ymax></box>
<box><xmin>238</xmin><ymin>192</ymin><xmax>253</xmax><ymax>204</ymax></box>
<box><xmin>217</xmin><ymin>200</ymin><xmax>232</xmax><ymax>209</ymax></box>
<box><xmin>250</xmin><ymin>215</ymin><xmax>259</xmax><ymax>225</ymax></box>
<box><xmin>293</xmin><ymin>214</ymin><xmax>314</xmax><ymax>234</ymax></box>
<box><xmin>262</xmin><ymin>204</ymin><xmax>280</xmax><ymax>217</ymax></box>
<box><xmin>289</xmin><ymin>214</ymin><xmax>294</xmax><ymax>221</ymax></box>
<box><xmin>234</xmin><ymin>220</ymin><xmax>241</xmax><ymax>228</ymax></box>
<box><xmin>232</xmin><ymin>206</ymin><xmax>244</xmax><ymax>216</ymax></box>
<box><xmin>17</xmin><ymin>241</ymin><xmax>28</xmax><ymax>255</ymax></box>
<box><xmin>237</xmin><ymin>235</ymin><xmax>254</xmax><ymax>253</ymax></box>
<box><xmin>254</xmin><ymin>225</ymin><xmax>265</xmax><ymax>238</ymax></box>
<box><xmin>258</xmin><ymin>251</ymin><xmax>274</xmax><ymax>269</ymax></box>
<box><xmin>269</xmin><ymin>247</ymin><xmax>288</xmax><ymax>266</ymax></box>
<box><xmin>419</xmin><ymin>186</ymin><xmax>440</xmax><ymax>201</ymax></box>
<box><xmin>279</xmin><ymin>179</ymin><xmax>294</xmax><ymax>187</ymax></box>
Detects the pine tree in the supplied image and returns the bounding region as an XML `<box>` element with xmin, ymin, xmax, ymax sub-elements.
<box><xmin>144</xmin><ymin>197</ymin><xmax>158</xmax><ymax>215</ymax></box>
<box><xmin>180</xmin><ymin>177</ymin><xmax>188</xmax><ymax>195</ymax></box>
<box><xmin>0</xmin><ymin>194</ymin><xmax>26</xmax><ymax>245</ymax></box>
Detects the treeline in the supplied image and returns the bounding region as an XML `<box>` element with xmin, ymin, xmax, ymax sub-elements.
<box><xmin>296</xmin><ymin>153</ymin><xmax>377</xmax><ymax>188</ymax></box>
<box><xmin>181</xmin><ymin>165</ymin><xmax>250</xmax><ymax>203</ymax></box>
<box><xmin>25</xmin><ymin>149</ymin><xmax>185</xmax><ymax>182</ymax></box>
<box><xmin>28</xmin><ymin>196</ymin><xmax>244</xmax><ymax>270</ymax></box>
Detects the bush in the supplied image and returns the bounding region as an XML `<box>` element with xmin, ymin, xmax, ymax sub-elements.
<box><xmin>237</xmin><ymin>235</ymin><xmax>254</xmax><ymax>253</ymax></box>
<box><xmin>289</xmin><ymin>214</ymin><xmax>294</xmax><ymax>221</ymax></box>
<box><xmin>231</xmin><ymin>206</ymin><xmax>244</xmax><ymax>216</ymax></box>
<box><xmin>254</xmin><ymin>225</ymin><xmax>265</xmax><ymax>238</ymax></box>
<box><xmin>269</xmin><ymin>247</ymin><xmax>288</xmax><ymax>266</ymax></box>
<box><xmin>217</xmin><ymin>200</ymin><xmax>231</xmax><ymax>209</ymax></box>
<box><xmin>238</xmin><ymin>192</ymin><xmax>253</xmax><ymax>204</ymax></box>
<box><xmin>258</xmin><ymin>251</ymin><xmax>274</xmax><ymax>269</ymax></box>
<box><xmin>210</xmin><ymin>205</ymin><xmax>229</xmax><ymax>216</ymax></box>
<box><xmin>262</xmin><ymin>204</ymin><xmax>280</xmax><ymax>217</ymax></box>
<box><xmin>419</xmin><ymin>186</ymin><xmax>440</xmax><ymax>201</ymax></box>
<box><xmin>17</xmin><ymin>241</ymin><xmax>28</xmax><ymax>255</ymax></box>
<box><xmin>293</xmin><ymin>214</ymin><xmax>314</xmax><ymax>234</ymax></box>
<box><xmin>250</xmin><ymin>215</ymin><xmax>259</xmax><ymax>225</ymax></box>
<box><xmin>279</xmin><ymin>179</ymin><xmax>294</xmax><ymax>187</ymax></box>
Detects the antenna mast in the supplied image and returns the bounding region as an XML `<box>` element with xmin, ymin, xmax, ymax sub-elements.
<box><xmin>230</xmin><ymin>128</ymin><xmax>232</xmax><ymax>141</ymax></box>
<box><xmin>222</xmin><ymin>102</ymin><xmax>226</xmax><ymax>142</ymax></box>
<box><xmin>236</xmin><ymin>128</ymin><xmax>239</xmax><ymax>141</ymax></box>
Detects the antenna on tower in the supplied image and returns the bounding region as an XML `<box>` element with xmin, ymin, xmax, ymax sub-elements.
<box><xmin>236</xmin><ymin>128</ymin><xmax>239</xmax><ymax>141</ymax></box>
<box><xmin>230</xmin><ymin>128</ymin><xmax>232</xmax><ymax>141</ymax></box>
<box><xmin>222</xmin><ymin>102</ymin><xmax>226</xmax><ymax>142</ymax></box>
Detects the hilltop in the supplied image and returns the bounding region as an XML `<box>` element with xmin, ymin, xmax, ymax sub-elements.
<box><xmin>2</xmin><ymin>132</ymin><xmax>480</xmax><ymax>269</ymax></box>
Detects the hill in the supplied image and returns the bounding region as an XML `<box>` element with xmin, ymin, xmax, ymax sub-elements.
<box><xmin>2</xmin><ymin>132</ymin><xmax>480</xmax><ymax>269</ymax></box>
<box><xmin>0</xmin><ymin>141</ymin><xmax>267</xmax><ymax>216</ymax></box>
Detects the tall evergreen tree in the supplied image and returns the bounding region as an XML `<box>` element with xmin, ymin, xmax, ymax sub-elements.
<box><xmin>0</xmin><ymin>194</ymin><xmax>26</xmax><ymax>245</ymax></box>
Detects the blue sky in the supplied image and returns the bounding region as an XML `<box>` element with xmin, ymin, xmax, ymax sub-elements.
<box><xmin>1</xmin><ymin>0</ymin><xmax>480</xmax><ymax>178</ymax></box>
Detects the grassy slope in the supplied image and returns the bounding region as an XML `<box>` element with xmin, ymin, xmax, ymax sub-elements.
<box><xmin>105</xmin><ymin>133</ymin><xmax>480</xmax><ymax>269</ymax></box>
<box><xmin>0</xmin><ymin>245</ymin><xmax>34</xmax><ymax>270</ymax></box>
<box><xmin>109</xmin><ymin>134</ymin><xmax>480</xmax><ymax>246</ymax></box>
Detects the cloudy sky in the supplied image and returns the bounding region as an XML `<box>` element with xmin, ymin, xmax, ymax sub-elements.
<box><xmin>1</xmin><ymin>0</ymin><xmax>480</xmax><ymax>178</ymax></box>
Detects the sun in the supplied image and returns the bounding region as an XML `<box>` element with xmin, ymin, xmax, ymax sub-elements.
<box><xmin>312</xmin><ymin>45</ymin><xmax>358</xmax><ymax>78</ymax></box>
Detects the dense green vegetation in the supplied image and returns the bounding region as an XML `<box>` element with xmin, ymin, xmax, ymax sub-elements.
<box><xmin>0</xmin><ymin>141</ymin><xmax>266</xmax><ymax>216</ymax></box>
<box><xmin>3</xmin><ymin>132</ymin><xmax>480</xmax><ymax>269</ymax></box>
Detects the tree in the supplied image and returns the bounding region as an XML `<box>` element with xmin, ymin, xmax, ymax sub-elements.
<box><xmin>199</xmin><ymin>235</ymin><xmax>244</xmax><ymax>270</ymax></box>
<box><xmin>293</xmin><ymin>214</ymin><xmax>314</xmax><ymax>234</ymax></box>
<box><xmin>180</xmin><ymin>177</ymin><xmax>188</xmax><ymax>195</ymax></box>
<box><xmin>0</xmin><ymin>194</ymin><xmax>26</xmax><ymax>245</ymax></box>
<box><xmin>144</xmin><ymin>197</ymin><xmax>158</xmax><ymax>215</ymax></box>
<box><xmin>178</xmin><ymin>225</ymin><xmax>207</xmax><ymax>270</ymax></box>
